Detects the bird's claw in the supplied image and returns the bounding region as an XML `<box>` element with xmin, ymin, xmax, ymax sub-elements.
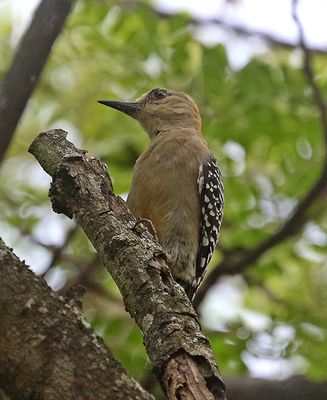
<box><xmin>133</xmin><ymin>218</ymin><xmax>158</xmax><ymax>241</ymax></box>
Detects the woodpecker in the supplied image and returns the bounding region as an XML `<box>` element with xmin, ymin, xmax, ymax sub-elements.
<box><xmin>98</xmin><ymin>88</ymin><xmax>224</xmax><ymax>300</ymax></box>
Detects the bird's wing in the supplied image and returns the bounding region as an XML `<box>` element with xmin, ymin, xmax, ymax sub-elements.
<box><xmin>193</xmin><ymin>155</ymin><xmax>224</xmax><ymax>297</ymax></box>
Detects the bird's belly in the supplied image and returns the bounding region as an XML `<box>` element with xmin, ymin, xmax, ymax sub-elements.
<box><xmin>127</xmin><ymin>163</ymin><xmax>199</xmax><ymax>234</ymax></box>
<box><xmin>127</xmin><ymin>162</ymin><xmax>200</xmax><ymax>284</ymax></box>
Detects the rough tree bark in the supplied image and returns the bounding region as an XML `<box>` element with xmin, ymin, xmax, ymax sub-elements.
<box><xmin>0</xmin><ymin>0</ymin><xmax>74</xmax><ymax>163</ymax></box>
<box><xmin>0</xmin><ymin>238</ymin><xmax>154</xmax><ymax>400</ymax></box>
<box><xmin>1</xmin><ymin>241</ymin><xmax>326</xmax><ymax>399</ymax></box>
<box><xmin>28</xmin><ymin>129</ymin><xmax>227</xmax><ymax>400</ymax></box>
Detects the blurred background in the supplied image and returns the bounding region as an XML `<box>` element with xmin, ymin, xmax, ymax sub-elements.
<box><xmin>0</xmin><ymin>0</ymin><xmax>326</xmax><ymax>397</ymax></box>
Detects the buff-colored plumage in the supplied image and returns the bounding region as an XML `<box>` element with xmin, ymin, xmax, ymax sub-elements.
<box><xmin>98</xmin><ymin>88</ymin><xmax>224</xmax><ymax>299</ymax></box>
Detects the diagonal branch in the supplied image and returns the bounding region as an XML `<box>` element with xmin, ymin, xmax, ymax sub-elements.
<box><xmin>29</xmin><ymin>129</ymin><xmax>227</xmax><ymax>400</ymax></box>
<box><xmin>0</xmin><ymin>0</ymin><xmax>74</xmax><ymax>163</ymax></box>
<box><xmin>41</xmin><ymin>224</ymin><xmax>78</xmax><ymax>277</ymax></box>
<box><xmin>194</xmin><ymin>1</ymin><xmax>327</xmax><ymax>308</ymax></box>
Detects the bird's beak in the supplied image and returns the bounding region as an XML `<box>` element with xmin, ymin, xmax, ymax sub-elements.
<box><xmin>97</xmin><ymin>100</ymin><xmax>143</xmax><ymax>118</ymax></box>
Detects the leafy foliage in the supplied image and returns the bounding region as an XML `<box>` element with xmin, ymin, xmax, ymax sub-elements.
<box><xmin>0</xmin><ymin>0</ymin><xmax>326</xmax><ymax>383</ymax></box>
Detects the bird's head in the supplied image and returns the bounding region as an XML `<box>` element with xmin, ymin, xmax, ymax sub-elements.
<box><xmin>98</xmin><ymin>88</ymin><xmax>202</xmax><ymax>139</ymax></box>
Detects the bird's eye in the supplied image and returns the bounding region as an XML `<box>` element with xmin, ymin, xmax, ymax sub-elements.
<box><xmin>152</xmin><ymin>89</ymin><xmax>167</xmax><ymax>100</ymax></box>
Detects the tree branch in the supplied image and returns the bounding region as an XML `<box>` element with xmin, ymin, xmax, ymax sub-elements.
<box><xmin>193</xmin><ymin>2</ymin><xmax>327</xmax><ymax>308</ymax></box>
<box><xmin>0</xmin><ymin>0</ymin><xmax>74</xmax><ymax>163</ymax></box>
<box><xmin>292</xmin><ymin>0</ymin><xmax>327</xmax><ymax>147</ymax></box>
<box><xmin>41</xmin><ymin>224</ymin><xmax>78</xmax><ymax>277</ymax></box>
<box><xmin>155</xmin><ymin>9</ymin><xmax>327</xmax><ymax>54</ymax></box>
<box><xmin>29</xmin><ymin>129</ymin><xmax>227</xmax><ymax>400</ymax></box>
<box><xmin>0</xmin><ymin>238</ymin><xmax>154</xmax><ymax>400</ymax></box>
<box><xmin>226</xmin><ymin>375</ymin><xmax>327</xmax><ymax>400</ymax></box>
<box><xmin>140</xmin><ymin>370</ymin><xmax>327</xmax><ymax>400</ymax></box>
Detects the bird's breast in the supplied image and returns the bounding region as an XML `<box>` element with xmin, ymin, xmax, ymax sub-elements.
<box><xmin>127</xmin><ymin>135</ymin><xmax>206</xmax><ymax>245</ymax></box>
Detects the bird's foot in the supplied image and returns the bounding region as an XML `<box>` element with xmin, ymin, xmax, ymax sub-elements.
<box><xmin>133</xmin><ymin>218</ymin><xmax>158</xmax><ymax>241</ymax></box>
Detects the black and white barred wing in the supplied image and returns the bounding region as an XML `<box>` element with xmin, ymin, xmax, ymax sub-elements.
<box><xmin>195</xmin><ymin>155</ymin><xmax>224</xmax><ymax>291</ymax></box>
